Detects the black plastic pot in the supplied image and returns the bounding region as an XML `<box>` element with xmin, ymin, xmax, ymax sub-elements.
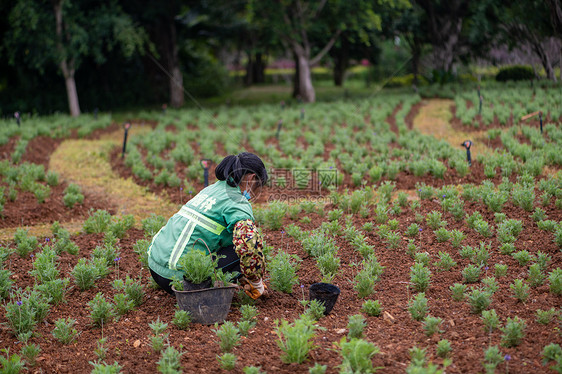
<box><xmin>182</xmin><ymin>277</ymin><xmax>213</xmax><ymax>291</ymax></box>
<box><xmin>172</xmin><ymin>284</ymin><xmax>237</xmax><ymax>324</ymax></box>
<box><xmin>309</xmin><ymin>283</ymin><xmax>340</xmax><ymax>315</ymax></box>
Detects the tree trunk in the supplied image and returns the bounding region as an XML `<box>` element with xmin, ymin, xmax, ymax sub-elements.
<box><xmin>62</xmin><ymin>64</ymin><xmax>81</xmax><ymax>117</ymax></box>
<box><xmin>244</xmin><ymin>53</ymin><xmax>254</xmax><ymax>86</ymax></box>
<box><xmin>531</xmin><ymin>37</ymin><xmax>557</xmax><ymax>81</ymax></box>
<box><xmin>168</xmin><ymin>21</ymin><xmax>184</xmax><ymax>108</ymax></box>
<box><xmin>333</xmin><ymin>37</ymin><xmax>349</xmax><ymax>86</ymax></box>
<box><xmin>432</xmin><ymin>18</ymin><xmax>462</xmax><ymax>72</ymax></box>
<box><xmin>53</xmin><ymin>0</ymin><xmax>81</xmax><ymax>116</ymax></box>
<box><xmin>253</xmin><ymin>52</ymin><xmax>265</xmax><ymax>83</ymax></box>
<box><xmin>296</xmin><ymin>53</ymin><xmax>315</xmax><ymax>102</ymax></box>
<box><xmin>292</xmin><ymin>52</ymin><xmax>300</xmax><ymax>98</ymax></box>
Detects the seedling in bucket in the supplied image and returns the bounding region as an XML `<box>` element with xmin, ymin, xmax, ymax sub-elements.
<box><xmin>461</xmin><ymin>140</ymin><xmax>473</xmax><ymax>166</ymax></box>
<box><xmin>121</xmin><ymin>122</ymin><xmax>132</xmax><ymax>158</ymax></box>
<box><xmin>173</xmin><ymin>240</ymin><xmax>238</xmax><ymax>324</ymax></box>
<box><xmin>200</xmin><ymin>159</ymin><xmax>212</xmax><ymax>187</ymax></box>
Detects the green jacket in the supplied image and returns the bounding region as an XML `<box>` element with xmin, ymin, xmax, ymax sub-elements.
<box><xmin>148</xmin><ymin>180</ymin><xmax>253</xmax><ymax>280</ymax></box>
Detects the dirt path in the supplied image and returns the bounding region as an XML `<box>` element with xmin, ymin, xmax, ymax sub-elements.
<box><xmin>0</xmin><ymin>126</ymin><xmax>178</xmax><ymax>240</ymax></box>
<box><xmin>412</xmin><ymin>99</ymin><xmax>495</xmax><ymax>159</ymax></box>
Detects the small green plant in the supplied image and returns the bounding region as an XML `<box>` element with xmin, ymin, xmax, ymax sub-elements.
<box><xmin>549</xmin><ymin>268</ymin><xmax>562</xmax><ymax>294</ymax></box>
<box><xmin>482</xmin><ymin>277</ymin><xmax>499</xmax><ymax>294</ymax></box>
<box><xmin>413</xmin><ymin>251</ymin><xmax>430</xmax><ymax>267</ymax></box>
<box><xmin>14</xmin><ymin>228</ymin><xmax>38</xmax><ymax>258</ymax></box>
<box><xmin>52</xmin><ymin>317</ymin><xmax>80</xmax><ymax>344</ymax></box>
<box><xmin>177</xmin><ymin>250</ymin><xmax>216</xmax><ymax>286</ymax></box>
<box><xmin>4</xmin><ymin>294</ymin><xmax>37</xmax><ymax>336</ymax></box>
<box><xmin>361</xmin><ymin>300</ymin><xmax>382</xmax><ymax>317</ymax></box>
<box><xmin>483</xmin><ymin>345</ymin><xmax>503</xmax><ymax>374</ymax></box>
<box><xmin>157</xmin><ymin>346</ymin><xmax>184</xmax><ymax>374</ymax></box>
<box><xmin>528</xmin><ymin>264</ymin><xmax>545</xmax><ymax>287</ymax></box>
<box><xmin>474</xmin><ymin>219</ymin><xmax>493</xmax><ymax>238</ymax></box>
<box><xmin>141</xmin><ymin>214</ymin><xmax>166</xmax><ymax>237</ymax></box>
<box><xmin>90</xmin><ymin>361</ymin><xmax>123</xmax><ymax>374</ymax></box>
<box><xmin>93</xmin><ymin>337</ymin><xmax>108</xmax><ymax>361</ymax></box>
<box><xmin>512</xmin><ymin>250</ymin><xmax>533</xmax><ymax>266</ymax></box>
<box><xmin>408</xmin><ymin>292</ymin><xmax>428</xmax><ymax>321</ymax></box>
<box><xmin>172</xmin><ymin>310</ymin><xmax>192</xmax><ymax>330</ymax></box>
<box><xmin>450</xmin><ymin>229</ymin><xmax>465</xmax><ymax>248</ymax></box>
<box><xmin>494</xmin><ymin>264</ymin><xmax>508</xmax><ymax>278</ymax></box>
<box><xmin>510</xmin><ymin>279</ymin><xmax>530</xmax><ymax>303</ymax></box>
<box><xmin>83</xmin><ymin>209</ymin><xmax>112</xmax><ymax>233</ymax></box>
<box><xmin>436</xmin><ymin>339</ymin><xmax>451</xmax><ymax>358</ymax></box>
<box><xmin>274</xmin><ymin>317</ymin><xmax>318</xmax><ymax>364</ymax></box>
<box><xmin>436</xmin><ymin>252</ymin><xmax>456</xmax><ymax>271</ymax></box>
<box><xmin>21</xmin><ymin>343</ymin><xmax>40</xmax><ymax>367</ymax></box>
<box><xmin>242</xmin><ymin>366</ymin><xmax>265</xmax><ymax>374</ymax></box>
<box><xmin>123</xmin><ymin>276</ymin><xmax>144</xmax><ymax>307</ymax></box>
<box><xmin>0</xmin><ymin>349</ymin><xmax>26</xmax><ymax>373</ymax></box>
<box><xmin>113</xmin><ymin>293</ymin><xmax>134</xmax><ymax>316</ymax></box>
<box><xmin>354</xmin><ymin>268</ymin><xmax>375</xmax><ymax>299</ymax></box>
<box><xmin>542</xmin><ymin>343</ymin><xmax>562</xmax><ymax>366</ymax></box>
<box><xmin>410</xmin><ymin>262</ymin><xmax>431</xmax><ymax>292</ymax></box>
<box><xmin>337</xmin><ymin>337</ymin><xmax>379</xmax><ymax>374</ymax></box>
<box><xmin>269</xmin><ymin>251</ymin><xmax>300</xmax><ymax>293</ymax></box>
<box><xmin>309</xmin><ymin>362</ymin><xmax>327</xmax><ymax>374</ymax></box>
<box><xmin>536</xmin><ymin>251</ymin><xmax>551</xmax><ymax>271</ymax></box>
<box><xmin>481</xmin><ymin>309</ymin><xmax>500</xmax><ymax>332</ymax></box>
<box><xmin>459</xmin><ymin>245</ymin><xmax>475</xmax><ymax>259</ymax></box>
<box><xmin>426</xmin><ymin>210</ymin><xmax>446</xmax><ymax>230</ymax></box>
<box><xmin>217</xmin><ymin>352</ymin><xmax>237</xmax><ymax>370</ymax></box>
<box><xmin>302</xmin><ymin>299</ymin><xmax>326</xmax><ymax>321</ymax></box>
<box><xmin>71</xmin><ymin>258</ymin><xmax>99</xmax><ymax>290</ymax></box>
<box><xmin>63</xmin><ymin>183</ymin><xmax>84</xmax><ymax>208</ymax></box>
<box><xmin>316</xmin><ymin>252</ymin><xmax>340</xmax><ymax>283</ymax></box>
<box><xmin>88</xmin><ymin>292</ymin><xmax>116</xmax><ymax>327</ymax></box>
<box><xmin>213</xmin><ymin>321</ymin><xmax>241</xmax><ymax>353</ymax></box>
<box><xmin>0</xmin><ymin>269</ymin><xmax>13</xmax><ymax>300</ymax></box>
<box><xmin>450</xmin><ymin>283</ymin><xmax>467</xmax><ymax>301</ymax></box>
<box><xmin>347</xmin><ymin>314</ymin><xmax>366</xmax><ymax>339</ymax></box>
<box><xmin>466</xmin><ymin>288</ymin><xmax>492</xmax><ymax>314</ymax></box>
<box><xmin>434</xmin><ymin>227</ymin><xmax>451</xmax><ymax>243</ymax></box>
<box><xmin>422</xmin><ymin>315</ymin><xmax>442</xmax><ymax>336</ymax></box>
<box><xmin>405</xmin><ymin>223</ymin><xmax>421</xmax><ymax>237</ymax></box>
<box><xmin>535</xmin><ymin>308</ymin><xmax>558</xmax><ymax>325</ymax></box>
<box><xmin>462</xmin><ymin>264</ymin><xmax>481</xmax><ymax>283</ymax></box>
<box><xmin>500</xmin><ymin>316</ymin><xmax>526</xmax><ymax>347</ymax></box>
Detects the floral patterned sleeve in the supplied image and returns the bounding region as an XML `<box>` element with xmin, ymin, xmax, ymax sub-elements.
<box><xmin>232</xmin><ymin>219</ymin><xmax>265</xmax><ymax>281</ymax></box>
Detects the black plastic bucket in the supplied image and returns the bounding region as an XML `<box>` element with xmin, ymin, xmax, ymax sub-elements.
<box><xmin>309</xmin><ymin>283</ymin><xmax>340</xmax><ymax>315</ymax></box>
<box><xmin>172</xmin><ymin>284</ymin><xmax>237</xmax><ymax>324</ymax></box>
<box><xmin>182</xmin><ymin>278</ymin><xmax>213</xmax><ymax>291</ymax></box>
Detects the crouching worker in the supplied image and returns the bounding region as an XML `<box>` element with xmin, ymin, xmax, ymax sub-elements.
<box><xmin>148</xmin><ymin>152</ymin><xmax>269</xmax><ymax>299</ymax></box>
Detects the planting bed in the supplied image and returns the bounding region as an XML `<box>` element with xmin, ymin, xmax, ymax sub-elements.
<box><xmin>0</xmin><ymin>93</ymin><xmax>561</xmax><ymax>373</ymax></box>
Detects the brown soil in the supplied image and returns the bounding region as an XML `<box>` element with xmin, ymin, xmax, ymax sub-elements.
<box><xmin>1</xmin><ymin>192</ymin><xmax>560</xmax><ymax>373</ymax></box>
<box><xmin>1</xmin><ymin>108</ymin><xmax>561</xmax><ymax>373</ymax></box>
<box><xmin>405</xmin><ymin>101</ymin><xmax>423</xmax><ymax>130</ymax></box>
<box><xmin>386</xmin><ymin>103</ymin><xmax>402</xmax><ymax>136</ymax></box>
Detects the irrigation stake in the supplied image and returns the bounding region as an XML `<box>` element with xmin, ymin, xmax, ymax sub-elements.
<box><xmin>539</xmin><ymin>111</ymin><xmax>543</xmax><ymax>134</ymax></box>
<box><xmin>200</xmin><ymin>159</ymin><xmax>212</xmax><ymax>187</ymax></box>
<box><xmin>121</xmin><ymin>122</ymin><xmax>132</xmax><ymax>158</ymax></box>
<box><xmin>275</xmin><ymin>120</ymin><xmax>283</xmax><ymax>140</ymax></box>
<box><xmin>14</xmin><ymin>111</ymin><xmax>20</xmax><ymax>127</ymax></box>
<box><xmin>461</xmin><ymin>140</ymin><xmax>473</xmax><ymax>166</ymax></box>
<box><xmin>94</xmin><ymin>108</ymin><xmax>98</xmax><ymax>120</ymax></box>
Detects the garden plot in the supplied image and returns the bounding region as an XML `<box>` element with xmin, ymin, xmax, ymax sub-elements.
<box><xmin>110</xmin><ymin>94</ymin><xmax>561</xmax><ymax>206</ymax></box>
<box><xmin>0</xmin><ymin>94</ymin><xmax>561</xmax><ymax>373</ymax></box>
<box><xmin>0</xmin><ymin>175</ymin><xmax>561</xmax><ymax>373</ymax></box>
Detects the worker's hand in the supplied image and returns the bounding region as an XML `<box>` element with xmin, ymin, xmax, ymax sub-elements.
<box><xmin>240</xmin><ymin>277</ymin><xmax>268</xmax><ymax>299</ymax></box>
